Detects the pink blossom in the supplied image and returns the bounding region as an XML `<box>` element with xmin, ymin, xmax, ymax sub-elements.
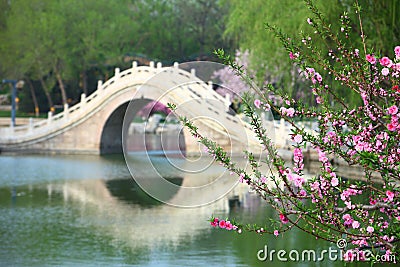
<box><xmin>299</xmin><ymin>189</ymin><xmax>307</xmax><ymax>197</ymax></box>
<box><xmin>331</xmin><ymin>177</ymin><xmax>339</xmax><ymax>187</ymax></box>
<box><xmin>218</xmin><ymin>220</ymin><xmax>227</xmax><ymax>229</ymax></box>
<box><xmin>341</xmin><ymin>188</ymin><xmax>361</xmax><ymax>201</ymax></box>
<box><xmin>239</xmin><ymin>173</ymin><xmax>245</xmax><ymax>183</ymax></box>
<box><xmin>352</xmin><ymin>220</ymin><xmax>360</xmax><ymax>229</ymax></box>
<box><xmin>381</xmin><ymin>67</ymin><xmax>390</xmax><ymax>76</ymax></box>
<box><xmin>225</xmin><ymin>221</ymin><xmax>233</xmax><ymax>230</ymax></box>
<box><xmin>352</xmin><ymin>135</ymin><xmax>361</xmax><ymax>143</ymax></box>
<box><xmin>360</xmin><ymin>91</ymin><xmax>368</xmax><ymax>105</ymax></box>
<box><xmin>342</xmin><ymin>214</ymin><xmax>352</xmax><ymax>221</ymax></box>
<box><xmin>260</xmin><ymin>175</ymin><xmax>267</xmax><ymax>184</ymax></box>
<box><xmin>286</xmin><ymin>107</ymin><xmax>295</xmax><ymax>117</ymax></box>
<box><xmin>274</xmin><ymin>230</ymin><xmax>279</xmax><ymax>237</ymax></box>
<box><xmin>387</xmin><ymin>123</ymin><xmax>396</xmax><ymax>131</ymax></box>
<box><xmin>293</xmin><ymin>134</ymin><xmax>302</xmax><ymax>143</ymax></box>
<box><xmin>366</xmin><ymin>226</ymin><xmax>374</xmax><ymax>233</ymax></box>
<box><xmin>343</xmin><ymin>250</ymin><xmax>355</xmax><ymax>262</ymax></box>
<box><xmin>315</xmin><ymin>72</ymin><xmax>322</xmax><ymax>82</ymax></box>
<box><xmin>293</xmin><ymin>175</ymin><xmax>305</xmax><ymax>187</ymax></box>
<box><xmin>366</xmin><ymin>54</ymin><xmax>376</xmax><ymax>64</ymax></box>
<box><xmin>386</xmin><ymin>190</ymin><xmax>395</xmax><ymax>202</ymax></box>
<box><xmin>254</xmin><ymin>99</ymin><xmax>262</xmax><ymax>109</ymax></box>
<box><xmin>280</xmin><ymin>107</ymin><xmax>295</xmax><ymax>117</ymax></box>
<box><xmin>306</xmin><ymin>67</ymin><xmax>315</xmax><ymax>76</ymax></box>
<box><xmin>293</xmin><ymin>148</ymin><xmax>303</xmax><ymax>163</ymax></box>
<box><xmin>343</xmin><ymin>214</ymin><xmax>354</xmax><ymax>227</ymax></box>
<box><xmin>307</xmin><ymin>18</ymin><xmax>313</xmax><ymax>25</ymax></box>
<box><xmin>289</xmin><ymin>52</ymin><xmax>298</xmax><ymax>60</ymax></box>
<box><xmin>210</xmin><ymin>218</ymin><xmax>219</xmax><ymax>227</ymax></box>
<box><xmin>379</xmin><ymin>56</ymin><xmax>393</xmax><ymax>67</ymax></box>
<box><xmin>279</xmin><ymin>214</ymin><xmax>289</xmax><ymax>224</ymax></box>
<box><xmin>317</xmin><ymin>149</ymin><xmax>328</xmax><ymax>163</ymax></box>
<box><xmin>395</xmin><ymin>46</ymin><xmax>400</xmax><ymax>59</ymax></box>
<box><xmin>387</xmin><ymin>105</ymin><xmax>398</xmax><ymax>115</ymax></box>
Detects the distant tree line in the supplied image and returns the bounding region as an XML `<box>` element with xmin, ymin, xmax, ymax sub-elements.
<box><xmin>1</xmin><ymin>0</ymin><xmax>398</xmax><ymax>115</ymax></box>
<box><xmin>0</xmin><ymin>0</ymin><xmax>230</xmax><ymax>115</ymax></box>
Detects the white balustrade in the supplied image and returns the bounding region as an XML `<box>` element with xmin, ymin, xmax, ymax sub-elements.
<box><xmin>0</xmin><ymin>61</ymin><xmax>262</xmax><ymax>147</ymax></box>
<box><xmin>64</xmin><ymin>104</ymin><xmax>69</xmax><ymax>120</ymax></box>
<box><xmin>97</xmin><ymin>80</ymin><xmax>103</xmax><ymax>90</ymax></box>
<box><xmin>80</xmin><ymin>93</ymin><xmax>86</xmax><ymax>105</ymax></box>
<box><xmin>47</xmin><ymin>111</ymin><xmax>53</xmax><ymax>126</ymax></box>
<box><xmin>28</xmin><ymin>118</ymin><xmax>33</xmax><ymax>132</ymax></box>
<box><xmin>114</xmin><ymin>68</ymin><xmax>120</xmax><ymax>79</ymax></box>
<box><xmin>224</xmin><ymin>94</ymin><xmax>231</xmax><ymax>112</ymax></box>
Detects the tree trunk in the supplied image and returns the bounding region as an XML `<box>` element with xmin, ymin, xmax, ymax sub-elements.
<box><xmin>54</xmin><ymin>67</ymin><xmax>68</xmax><ymax>106</ymax></box>
<box><xmin>26</xmin><ymin>79</ymin><xmax>39</xmax><ymax>117</ymax></box>
<box><xmin>39</xmin><ymin>77</ymin><xmax>54</xmax><ymax>112</ymax></box>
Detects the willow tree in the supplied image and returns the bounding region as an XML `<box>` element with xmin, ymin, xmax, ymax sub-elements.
<box><xmin>222</xmin><ymin>0</ymin><xmax>400</xmax><ymax>107</ymax></box>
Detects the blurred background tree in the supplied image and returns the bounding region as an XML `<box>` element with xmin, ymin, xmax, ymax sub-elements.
<box><xmin>0</xmin><ymin>0</ymin><xmax>398</xmax><ymax>115</ymax></box>
<box><xmin>222</xmin><ymin>0</ymin><xmax>400</xmax><ymax>107</ymax></box>
<box><xmin>0</xmin><ymin>0</ymin><xmax>230</xmax><ymax>114</ymax></box>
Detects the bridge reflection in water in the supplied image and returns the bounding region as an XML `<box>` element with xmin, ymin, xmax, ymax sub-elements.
<box><xmin>0</xmin><ymin>151</ymin><xmax>369</xmax><ymax>266</ymax></box>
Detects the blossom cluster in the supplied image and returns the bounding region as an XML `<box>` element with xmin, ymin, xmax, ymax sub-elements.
<box><xmin>200</xmin><ymin>2</ymin><xmax>400</xmax><ymax>261</ymax></box>
<box><xmin>210</xmin><ymin>217</ymin><xmax>240</xmax><ymax>232</ymax></box>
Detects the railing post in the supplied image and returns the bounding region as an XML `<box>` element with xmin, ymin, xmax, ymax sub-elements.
<box><xmin>224</xmin><ymin>94</ymin><xmax>231</xmax><ymax>112</ymax></box>
<box><xmin>149</xmin><ymin>61</ymin><xmax>154</xmax><ymax>68</ymax></box>
<box><xmin>132</xmin><ymin>61</ymin><xmax>138</xmax><ymax>68</ymax></box>
<box><xmin>157</xmin><ymin>62</ymin><xmax>162</xmax><ymax>69</ymax></box>
<box><xmin>64</xmin><ymin>104</ymin><xmax>69</xmax><ymax>120</ymax></box>
<box><xmin>80</xmin><ymin>93</ymin><xmax>86</xmax><ymax>105</ymax></box>
<box><xmin>114</xmin><ymin>68</ymin><xmax>120</xmax><ymax>79</ymax></box>
<box><xmin>28</xmin><ymin>117</ymin><xmax>33</xmax><ymax>132</ymax></box>
<box><xmin>208</xmin><ymin>81</ymin><xmax>213</xmax><ymax>90</ymax></box>
<box><xmin>97</xmin><ymin>80</ymin><xmax>103</xmax><ymax>91</ymax></box>
<box><xmin>190</xmin><ymin>68</ymin><xmax>196</xmax><ymax>78</ymax></box>
<box><xmin>47</xmin><ymin>111</ymin><xmax>53</xmax><ymax>125</ymax></box>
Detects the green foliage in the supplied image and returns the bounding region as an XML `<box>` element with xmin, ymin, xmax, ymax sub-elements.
<box><xmin>223</xmin><ymin>0</ymin><xmax>399</xmax><ymax>106</ymax></box>
<box><xmin>0</xmin><ymin>0</ymin><xmax>229</xmax><ymax>113</ymax></box>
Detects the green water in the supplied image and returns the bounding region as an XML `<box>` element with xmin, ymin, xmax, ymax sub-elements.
<box><xmin>0</xmin><ymin>153</ymin><xmax>375</xmax><ymax>266</ymax></box>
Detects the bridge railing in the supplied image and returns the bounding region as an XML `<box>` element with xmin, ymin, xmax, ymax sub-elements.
<box><xmin>0</xmin><ymin>61</ymin><xmax>262</xmax><ymax>149</ymax></box>
<box><xmin>0</xmin><ymin>62</ymin><xmax>205</xmax><ymax>141</ymax></box>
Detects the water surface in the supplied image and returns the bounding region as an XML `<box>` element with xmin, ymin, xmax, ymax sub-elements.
<box><xmin>0</xmin><ymin>152</ymin><xmax>373</xmax><ymax>266</ymax></box>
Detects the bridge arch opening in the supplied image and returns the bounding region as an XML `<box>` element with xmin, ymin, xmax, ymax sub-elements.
<box><xmin>100</xmin><ymin>98</ymin><xmax>186</xmax><ymax>155</ymax></box>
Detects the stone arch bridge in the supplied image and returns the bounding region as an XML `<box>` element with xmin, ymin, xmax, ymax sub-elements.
<box><xmin>0</xmin><ymin>62</ymin><xmax>262</xmax><ymax>155</ymax></box>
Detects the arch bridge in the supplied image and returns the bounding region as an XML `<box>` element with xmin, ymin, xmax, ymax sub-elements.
<box><xmin>0</xmin><ymin>62</ymin><xmax>262</xmax><ymax>155</ymax></box>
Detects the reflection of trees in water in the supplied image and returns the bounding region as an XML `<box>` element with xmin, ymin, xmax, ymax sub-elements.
<box><xmin>105</xmin><ymin>177</ymin><xmax>182</xmax><ymax>207</ymax></box>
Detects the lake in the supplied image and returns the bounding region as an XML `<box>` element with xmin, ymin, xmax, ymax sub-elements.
<box><xmin>0</xmin><ymin>133</ymin><xmax>374</xmax><ymax>266</ymax></box>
